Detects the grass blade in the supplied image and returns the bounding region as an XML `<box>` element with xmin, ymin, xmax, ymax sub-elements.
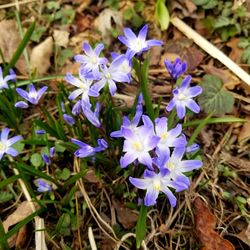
<box><xmin>136</xmin><ymin>203</ymin><xmax>147</xmax><ymax>249</ymax></box>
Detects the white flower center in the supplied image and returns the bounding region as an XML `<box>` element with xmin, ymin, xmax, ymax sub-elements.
<box><xmin>0</xmin><ymin>142</ymin><xmax>6</xmax><ymax>151</ymax></box>
<box><xmin>167</xmin><ymin>162</ymin><xmax>175</xmax><ymax>170</ymax></box>
<box><xmin>153</xmin><ymin>179</ymin><xmax>161</xmax><ymax>191</ymax></box>
<box><xmin>29</xmin><ymin>92</ymin><xmax>38</xmax><ymax>99</ymax></box>
<box><xmin>105</xmin><ymin>72</ymin><xmax>111</xmax><ymax>79</ymax></box>
<box><xmin>134</xmin><ymin>39</ymin><xmax>144</xmax><ymax>52</ymax></box>
<box><xmin>133</xmin><ymin>141</ymin><xmax>144</xmax><ymax>152</ymax></box>
<box><xmin>161</xmin><ymin>132</ymin><xmax>168</xmax><ymax>140</ymax></box>
<box><xmin>90</xmin><ymin>57</ymin><xmax>97</xmax><ymax>65</ymax></box>
<box><xmin>79</xmin><ymin>82</ymin><xmax>87</xmax><ymax>91</ymax></box>
<box><xmin>178</xmin><ymin>93</ymin><xmax>186</xmax><ymax>100</ymax></box>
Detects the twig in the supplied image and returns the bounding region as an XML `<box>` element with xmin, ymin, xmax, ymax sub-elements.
<box><xmin>170</xmin><ymin>16</ymin><xmax>250</xmax><ymax>86</ymax></box>
<box><xmin>0</xmin><ymin>0</ymin><xmax>37</xmax><ymax>9</ymax></box>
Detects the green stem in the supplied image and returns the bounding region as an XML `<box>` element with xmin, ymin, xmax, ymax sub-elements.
<box><xmin>138</xmin><ymin>59</ymin><xmax>154</xmax><ymax>121</ymax></box>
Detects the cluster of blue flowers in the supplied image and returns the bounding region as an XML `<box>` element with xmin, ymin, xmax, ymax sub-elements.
<box><xmin>0</xmin><ymin>24</ymin><xmax>203</xmax><ymax>206</ymax></box>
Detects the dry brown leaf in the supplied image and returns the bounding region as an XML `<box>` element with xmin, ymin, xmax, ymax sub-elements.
<box><xmin>53</xmin><ymin>30</ymin><xmax>69</xmax><ymax>48</ymax></box>
<box><xmin>83</xmin><ymin>169</ymin><xmax>103</xmax><ymax>188</ymax></box>
<box><xmin>226</xmin><ymin>38</ymin><xmax>243</xmax><ymax>64</ymax></box>
<box><xmin>236</xmin><ymin>224</ymin><xmax>250</xmax><ymax>247</ymax></box>
<box><xmin>194</xmin><ymin>197</ymin><xmax>235</xmax><ymax>250</ymax></box>
<box><xmin>3</xmin><ymin>201</ymin><xmax>37</xmax><ymax>247</ymax></box>
<box><xmin>238</xmin><ymin>116</ymin><xmax>250</xmax><ymax>143</ymax></box>
<box><xmin>163</xmin><ymin>39</ymin><xmax>205</xmax><ymax>70</ymax></box>
<box><xmin>113</xmin><ymin>199</ymin><xmax>138</xmax><ymax>229</ymax></box>
<box><xmin>30</xmin><ymin>37</ymin><xmax>53</xmax><ymax>76</ymax></box>
<box><xmin>75</xmin><ymin>13</ymin><xmax>93</xmax><ymax>33</ymax></box>
<box><xmin>94</xmin><ymin>9</ymin><xmax>123</xmax><ymax>45</ymax></box>
<box><xmin>201</xmin><ymin>65</ymin><xmax>241</xmax><ymax>90</ymax></box>
<box><xmin>0</xmin><ymin>20</ymin><xmax>28</xmax><ymax>75</ymax></box>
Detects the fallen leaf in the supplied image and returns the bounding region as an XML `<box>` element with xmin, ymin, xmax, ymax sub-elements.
<box><xmin>53</xmin><ymin>30</ymin><xmax>69</xmax><ymax>48</ymax></box>
<box><xmin>163</xmin><ymin>39</ymin><xmax>205</xmax><ymax>70</ymax></box>
<box><xmin>194</xmin><ymin>197</ymin><xmax>235</xmax><ymax>250</ymax></box>
<box><xmin>226</xmin><ymin>38</ymin><xmax>243</xmax><ymax>64</ymax></box>
<box><xmin>83</xmin><ymin>169</ymin><xmax>103</xmax><ymax>188</ymax></box>
<box><xmin>236</xmin><ymin>224</ymin><xmax>250</xmax><ymax>247</ymax></box>
<box><xmin>0</xmin><ymin>20</ymin><xmax>28</xmax><ymax>75</ymax></box>
<box><xmin>30</xmin><ymin>37</ymin><xmax>53</xmax><ymax>76</ymax></box>
<box><xmin>94</xmin><ymin>9</ymin><xmax>123</xmax><ymax>45</ymax></box>
<box><xmin>3</xmin><ymin>201</ymin><xmax>38</xmax><ymax>247</ymax></box>
<box><xmin>15</xmin><ymin>226</ymin><xmax>27</xmax><ymax>248</ymax></box>
<box><xmin>112</xmin><ymin>199</ymin><xmax>138</xmax><ymax>229</ymax></box>
<box><xmin>201</xmin><ymin>65</ymin><xmax>241</xmax><ymax>90</ymax></box>
<box><xmin>238</xmin><ymin>116</ymin><xmax>250</xmax><ymax>143</ymax></box>
<box><xmin>75</xmin><ymin>13</ymin><xmax>93</xmax><ymax>33</ymax></box>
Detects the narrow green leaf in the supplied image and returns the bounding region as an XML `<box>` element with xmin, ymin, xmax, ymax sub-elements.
<box><xmin>155</xmin><ymin>0</ymin><xmax>170</xmax><ymax>30</ymax></box>
<box><xmin>4</xmin><ymin>208</ymin><xmax>45</xmax><ymax>240</ymax></box>
<box><xmin>183</xmin><ymin>116</ymin><xmax>245</xmax><ymax>127</ymax></box>
<box><xmin>0</xmin><ymin>192</ymin><xmax>13</xmax><ymax>203</ymax></box>
<box><xmin>0</xmin><ymin>175</ymin><xmax>20</xmax><ymax>189</ymax></box>
<box><xmin>0</xmin><ymin>219</ymin><xmax>9</xmax><ymax>250</ymax></box>
<box><xmin>4</xmin><ymin>21</ymin><xmax>35</xmax><ymax>75</ymax></box>
<box><xmin>136</xmin><ymin>204</ymin><xmax>147</xmax><ymax>249</ymax></box>
<box><xmin>198</xmin><ymin>74</ymin><xmax>235</xmax><ymax>115</ymax></box>
<box><xmin>63</xmin><ymin>170</ymin><xmax>87</xmax><ymax>189</ymax></box>
<box><xmin>188</xmin><ymin>112</ymin><xmax>213</xmax><ymax>146</ymax></box>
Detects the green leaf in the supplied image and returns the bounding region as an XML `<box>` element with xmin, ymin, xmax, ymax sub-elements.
<box><xmin>238</xmin><ymin>38</ymin><xmax>250</xmax><ymax>48</ymax></box>
<box><xmin>192</xmin><ymin>0</ymin><xmax>210</xmax><ymax>5</ymax></box>
<box><xmin>155</xmin><ymin>0</ymin><xmax>170</xmax><ymax>31</ymax></box>
<box><xmin>203</xmin><ymin>0</ymin><xmax>218</xmax><ymax>9</ymax></box>
<box><xmin>242</xmin><ymin>46</ymin><xmax>250</xmax><ymax>64</ymax></box>
<box><xmin>57</xmin><ymin>48</ymin><xmax>74</xmax><ymax>67</ymax></box>
<box><xmin>131</xmin><ymin>13</ymin><xmax>144</xmax><ymax>28</ymax></box>
<box><xmin>46</xmin><ymin>1</ymin><xmax>60</xmax><ymax>10</ymax></box>
<box><xmin>134</xmin><ymin>2</ymin><xmax>145</xmax><ymax>12</ymax></box>
<box><xmin>31</xmin><ymin>26</ymin><xmax>46</xmax><ymax>42</ymax></box>
<box><xmin>0</xmin><ymin>192</ymin><xmax>13</xmax><ymax>203</ymax></box>
<box><xmin>123</xmin><ymin>8</ymin><xmax>133</xmax><ymax>20</ymax></box>
<box><xmin>136</xmin><ymin>204</ymin><xmax>147</xmax><ymax>249</ymax></box>
<box><xmin>198</xmin><ymin>74</ymin><xmax>235</xmax><ymax>115</ymax></box>
<box><xmin>56</xmin><ymin>168</ymin><xmax>71</xmax><ymax>181</ymax></box>
<box><xmin>214</xmin><ymin>16</ymin><xmax>230</xmax><ymax>28</ymax></box>
<box><xmin>30</xmin><ymin>153</ymin><xmax>43</xmax><ymax>168</ymax></box>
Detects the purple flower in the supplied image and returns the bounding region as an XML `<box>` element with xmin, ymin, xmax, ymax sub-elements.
<box><xmin>50</xmin><ymin>147</ymin><xmax>55</xmax><ymax>157</ymax></box>
<box><xmin>63</xmin><ymin>114</ymin><xmax>75</xmax><ymax>126</ymax></box>
<box><xmin>82</xmin><ymin>101</ymin><xmax>101</xmax><ymax>128</ymax></box>
<box><xmin>35</xmin><ymin>179</ymin><xmax>52</xmax><ymax>192</ymax></box>
<box><xmin>74</xmin><ymin>42</ymin><xmax>108</xmax><ymax>78</ymax></box>
<box><xmin>129</xmin><ymin>169</ymin><xmax>181</xmax><ymax>207</ymax></box>
<box><xmin>166</xmin><ymin>75</ymin><xmax>202</xmax><ymax>119</ymax></box>
<box><xmin>155</xmin><ymin>117</ymin><xmax>187</xmax><ymax>155</ymax></box>
<box><xmin>71</xmin><ymin>138</ymin><xmax>108</xmax><ymax>158</ymax></box>
<box><xmin>65</xmin><ymin>72</ymin><xmax>99</xmax><ymax>104</ymax></box>
<box><xmin>91</xmin><ymin>55</ymin><xmax>130</xmax><ymax>96</ymax></box>
<box><xmin>156</xmin><ymin>147</ymin><xmax>202</xmax><ymax>188</ymax></box>
<box><xmin>15</xmin><ymin>83</ymin><xmax>48</xmax><ymax>108</ymax></box>
<box><xmin>42</xmin><ymin>154</ymin><xmax>51</xmax><ymax>165</ymax></box>
<box><xmin>118</xmin><ymin>24</ymin><xmax>163</xmax><ymax>58</ymax></box>
<box><xmin>0</xmin><ymin>67</ymin><xmax>16</xmax><ymax>90</ymax></box>
<box><xmin>120</xmin><ymin>115</ymin><xmax>160</xmax><ymax>169</ymax></box>
<box><xmin>0</xmin><ymin>128</ymin><xmax>23</xmax><ymax>160</ymax></box>
<box><xmin>110</xmin><ymin>93</ymin><xmax>143</xmax><ymax>138</ymax></box>
<box><xmin>72</xmin><ymin>100</ymin><xmax>82</xmax><ymax>116</ymax></box>
<box><xmin>186</xmin><ymin>143</ymin><xmax>199</xmax><ymax>153</ymax></box>
<box><xmin>164</xmin><ymin>58</ymin><xmax>187</xmax><ymax>80</ymax></box>
<box><xmin>35</xmin><ymin>130</ymin><xmax>46</xmax><ymax>135</ymax></box>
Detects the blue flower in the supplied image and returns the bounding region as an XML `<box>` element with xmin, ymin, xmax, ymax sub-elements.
<box><xmin>164</xmin><ymin>58</ymin><xmax>187</xmax><ymax>80</ymax></box>
<box><xmin>0</xmin><ymin>67</ymin><xmax>16</xmax><ymax>90</ymax></box>
<box><xmin>120</xmin><ymin>115</ymin><xmax>160</xmax><ymax>169</ymax></box>
<box><xmin>74</xmin><ymin>42</ymin><xmax>108</xmax><ymax>78</ymax></box>
<box><xmin>82</xmin><ymin>101</ymin><xmax>101</xmax><ymax>128</ymax></box>
<box><xmin>15</xmin><ymin>83</ymin><xmax>48</xmax><ymax>108</ymax></box>
<box><xmin>129</xmin><ymin>169</ymin><xmax>181</xmax><ymax>207</ymax></box>
<box><xmin>0</xmin><ymin>128</ymin><xmax>23</xmax><ymax>160</ymax></box>
<box><xmin>65</xmin><ymin>72</ymin><xmax>99</xmax><ymax>104</ymax></box>
<box><xmin>166</xmin><ymin>75</ymin><xmax>202</xmax><ymax>119</ymax></box>
<box><xmin>118</xmin><ymin>24</ymin><xmax>163</xmax><ymax>58</ymax></box>
<box><xmin>110</xmin><ymin>93</ymin><xmax>143</xmax><ymax>138</ymax></box>
<box><xmin>91</xmin><ymin>55</ymin><xmax>130</xmax><ymax>96</ymax></box>
<box><xmin>42</xmin><ymin>154</ymin><xmax>51</xmax><ymax>165</ymax></box>
<box><xmin>35</xmin><ymin>179</ymin><xmax>52</xmax><ymax>192</ymax></box>
<box><xmin>155</xmin><ymin>117</ymin><xmax>187</xmax><ymax>155</ymax></box>
<box><xmin>71</xmin><ymin>138</ymin><xmax>108</xmax><ymax>158</ymax></box>
<box><xmin>35</xmin><ymin>129</ymin><xmax>46</xmax><ymax>135</ymax></box>
<box><xmin>155</xmin><ymin>147</ymin><xmax>202</xmax><ymax>189</ymax></box>
<box><xmin>63</xmin><ymin>114</ymin><xmax>75</xmax><ymax>126</ymax></box>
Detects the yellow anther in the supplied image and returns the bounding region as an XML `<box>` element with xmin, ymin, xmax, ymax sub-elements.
<box><xmin>0</xmin><ymin>142</ymin><xmax>5</xmax><ymax>151</ymax></box>
<box><xmin>161</xmin><ymin>132</ymin><xmax>167</xmax><ymax>140</ymax></box>
<box><xmin>168</xmin><ymin>162</ymin><xmax>175</xmax><ymax>170</ymax></box>
<box><xmin>178</xmin><ymin>93</ymin><xmax>186</xmax><ymax>100</ymax></box>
